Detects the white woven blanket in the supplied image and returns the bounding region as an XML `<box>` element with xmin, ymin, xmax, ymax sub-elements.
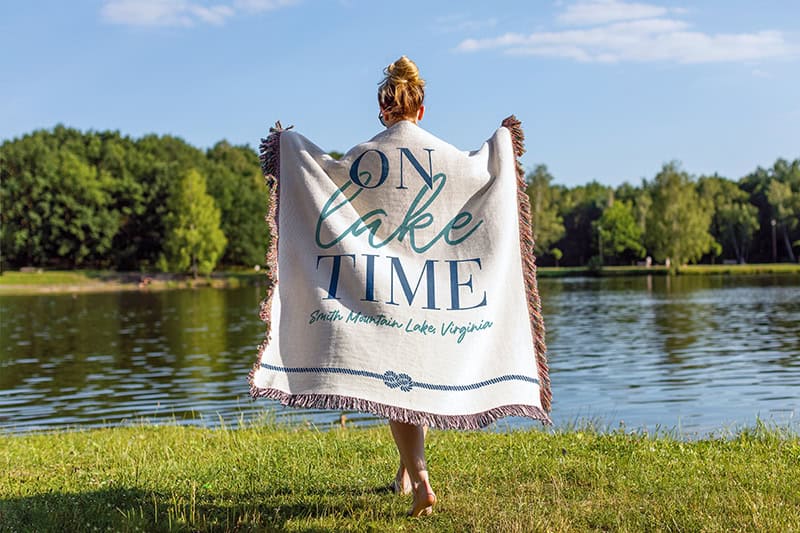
<box><xmin>249</xmin><ymin>117</ymin><xmax>551</xmax><ymax>428</ymax></box>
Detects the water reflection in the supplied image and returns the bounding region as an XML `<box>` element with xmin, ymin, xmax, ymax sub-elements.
<box><xmin>542</xmin><ymin>275</ymin><xmax>800</xmax><ymax>434</ymax></box>
<box><xmin>1</xmin><ymin>274</ymin><xmax>798</xmax><ymax>436</ymax></box>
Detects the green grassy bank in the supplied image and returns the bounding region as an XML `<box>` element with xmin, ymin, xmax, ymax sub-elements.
<box><xmin>0</xmin><ymin>269</ymin><xmax>266</xmax><ymax>294</ymax></box>
<box><xmin>1</xmin><ymin>263</ymin><xmax>799</xmax><ymax>295</ymax></box>
<box><xmin>1</xmin><ymin>424</ymin><xmax>798</xmax><ymax>532</ymax></box>
<box><xmin>674</xmin><ymin>263</ymin><xmax>800</xmax><ymax>275</ymax></box>
<box><xmin>538</xmin><ymin>263</ymin><xmax>800</xmax><ymax>277</ymax></box>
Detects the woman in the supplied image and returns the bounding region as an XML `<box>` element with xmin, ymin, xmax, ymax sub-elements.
<box><xmin>250</xmin><ymin>56</ymin><xmax>551</xmax><ymax>519</ymax></box>
<box><xmin>377</xmin><ymin>57</ymin><xmax>437</xmax><ymax>516</ymax></box>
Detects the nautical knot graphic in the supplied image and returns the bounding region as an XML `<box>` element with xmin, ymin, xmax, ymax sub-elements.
<box><xmin>382</xmin><ymin>370</ymin><xmax>413</xmax><ymax>392</ymax></box>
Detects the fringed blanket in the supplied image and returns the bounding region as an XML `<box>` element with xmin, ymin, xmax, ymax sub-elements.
<box><xmin>249</xmin><ymin>117</ymin><xmax>551</xmax><ymax>429</ymax></box>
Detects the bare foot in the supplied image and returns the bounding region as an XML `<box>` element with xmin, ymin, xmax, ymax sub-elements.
<box><xmin>408</xmin><ymin>483</ymin><xmax>436</xmax><ymax>517</ymax></box>
<box><xmin>393</xmin><ymin>465</ymin><xmax>412</xmax><ymax>495</ymax></box>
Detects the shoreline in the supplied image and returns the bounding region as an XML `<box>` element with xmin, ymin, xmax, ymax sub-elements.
<box><xmin>536</xmin><ymin>263</ymin><xmax>800</xmax><ymax>277</ymax></box>
<box><xmin>0</xmin><ymin>270</ymin><xmax>269</xmax><ymax>295</ymax></box>
<box><xmin>1</xmin><ymin>264</ymin><xmax>798</xmax><ymax>295</ymax></box>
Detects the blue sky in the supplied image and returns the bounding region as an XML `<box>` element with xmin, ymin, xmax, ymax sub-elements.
<box><xmin>2</xmin><ymin>0</ymin><xmax>799</xmax><ymax>187</ymax></box>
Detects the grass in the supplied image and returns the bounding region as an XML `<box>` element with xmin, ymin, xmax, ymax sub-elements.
<box><xmin>1</xmin><ymin>423</ymin><xmax>798</xmax><ymax>532</ymax></box>
<box><xmin>0</xmin><ymin>269</ymin><xmax>266</xmax><ymax>294</ymax></box>
<box><xmin>538</xmin><ymin>263</ymin><xmax>800</xmax><ymax>277</ymax></box>
<box><xmin>0</xmin><ymin>269</ymin><xmax>109</xmax><ymax>285</ymax></box>
<box><xmin>676</xmin><ymin>263</ymin><xmax>800</xmax><ymax>275</ymax></box>
<box><xmin>538</xmin><ymin>265</ymin><xmax>672</xmax><ymax>277</ymax></box>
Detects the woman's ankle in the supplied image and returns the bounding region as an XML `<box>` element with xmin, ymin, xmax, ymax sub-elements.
<box><xmin>393</xmin><ymin>466</ymin><xmax>412</xmax><ymax>495</ymax></box>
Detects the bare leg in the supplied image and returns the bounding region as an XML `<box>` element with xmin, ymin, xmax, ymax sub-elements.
<box><xmin>389</xmin><ymin>421</ymin><xmax>436</xmax><ymax>516</ymax></box>
<box><xmin>393</xmin><ymin>426</ymin><xmax>427</xmax><ymax>495</ymax></box>
<box><xmin>393</xmin><ymin>461</ymin><xmax>412</xmax><ymax>495</ymax></box>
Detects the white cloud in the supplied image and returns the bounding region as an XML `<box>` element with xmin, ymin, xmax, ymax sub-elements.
<box><xmin>558</xmin><ymin>0</ymin><xmax>669</xmax><ymax>26</ymax></box>
<box><xmin>101</xmin><ymin>0</ymin><xmax>296</xmax><ymax>27</ymax></box>
<box><xmin>189</xmin><ymin>4</ymin><xmax>235</xmax><ymax>24</ymax></box>
<box><xmin>456</xmin><ymin>2</ymin><xmax>797</xmax><ymax>64</ymax></box>
<box><xmin>234</xmin><ymin>0</ymin><xmax>298</xmax><ymax>13</ymax></box>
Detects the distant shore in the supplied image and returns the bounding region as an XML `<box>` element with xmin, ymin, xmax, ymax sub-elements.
<box><xmin>0</xmin><ymin>269</ymin><xmax>268</xmax><ymax>295</ymax></box>
<box><xmin>1</xmin><ymin>263</ymin><xmax>798</xmax><ymax>295</ymax></box>
<box><xmin>537</xmin><ymin>263</ymin><xmax>800</xmax><ymax>278</ymax></box>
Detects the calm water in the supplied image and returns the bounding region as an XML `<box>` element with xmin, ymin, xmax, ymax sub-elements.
<box><xmin>1</xmin><ymin>275</ymin><xmax>798</xmax><ymax>436</ymax></box>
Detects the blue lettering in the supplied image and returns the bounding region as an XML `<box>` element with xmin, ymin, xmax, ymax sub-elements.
<box><xmin>316</xmin><ymin>254</ymin><xmax>356</xmax><ymax>299</ymax></box>
<box><xmin>315</xmin><ymin>174</ymin><xmax>482</xmax><ymax>252</ymax></box>
<box><xmin>387</xmin><ymin>257</ymin><xmax>440</xmax><ymax>310</ymax></box>
<box><xmin>397</xmin><ymin>147</ymin><xmax>435</xmax><ymax>189</ymax></box>
<box><xmin>447</xmin><ymin>258</ymin><xmax>487</xmax><ymax>310</ymax></box>
<box><xmin>349</xmin><ymin>149</ymin><xmax>389</xmax><ymax>189</ymax></box>
<box><xmin>361</xmin><ymin>253</ymin><xmax>379</xmax><ymax>302</ymax></box>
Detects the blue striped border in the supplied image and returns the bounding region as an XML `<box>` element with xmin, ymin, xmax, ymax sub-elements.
<box><xmin>259</xmin><ymin>363</ymin><xmax>539</xmax><ymax>393</ymax></box>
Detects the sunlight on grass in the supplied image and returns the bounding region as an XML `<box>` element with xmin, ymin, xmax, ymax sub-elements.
<box><xmin>1</xmin><ymin>422</ymin><xmax>798</xmax><ymax>531</ymax></box>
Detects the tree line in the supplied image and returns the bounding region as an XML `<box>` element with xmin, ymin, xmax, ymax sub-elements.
<box><xmin>1</xmin><ymin>126</ymin><xmax>798</xmax><ymax>273</ymax></box>
<box><xmin>1</xmin><ymin>126</ymin><xmax>267</xmax><ymax>275</ymax></box>
<box><xmin>526</xmin><ymin>159</ymin><xmax>799</xmax><ymax>267</ymax></box>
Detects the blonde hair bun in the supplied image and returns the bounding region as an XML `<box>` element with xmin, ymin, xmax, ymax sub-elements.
<box><xmin>378</xmin><ymin>56</ymin><xmax>425</xmax><ymax>122</ymax></box>
<box><xmin>386</xmin><ymin>56</ymin><xmax>424</xmax><ymax>87</ymax></box>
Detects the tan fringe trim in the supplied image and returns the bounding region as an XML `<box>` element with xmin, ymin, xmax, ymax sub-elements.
<box><xmin>248</xmin><ymin>121</ymin><xmax>291</xmax><ymax>390</ymax></box>
<box><xmin>250</xmin><ymin>386</ymin><xmax>552</xmax><ymax>429</ymax></box>
<box><xmin>502</xmin><ymin>115</ymin><xmax>551</xmax><ymax>412</ymax></box>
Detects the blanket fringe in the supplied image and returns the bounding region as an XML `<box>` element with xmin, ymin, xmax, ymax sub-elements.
<box><xmin>502</xmin><ymin>115</ymin><xmax>551</xmax><ymax>413</ymax></box>
<box><xmin>250</xmin><ymin>386</ymin><xmax>552</xmax><ymax>429</ymax></box>
<box><xmin>248</xmin><ymin>122</ymin><xmax>290</xmax><ymax>391</ymax></box>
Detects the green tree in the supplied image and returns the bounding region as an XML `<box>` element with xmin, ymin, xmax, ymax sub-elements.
<box><xmin>767</xmin><ymin>178</ymin><xmax>799</xmax><ymax>262</ymax></box>
<box><xmin>645</xmin><ymin>162</ymin><xmax>717</xmax><ymax>266</ymax></box>
<box><xmin>0</xmin><ymin>128</ymin><xmax>119</xmax><ymax>268</ymax></box>
<box><xmin>555</xmin><ymin>181</ymin><xmax>612</xmax><ymax>265</ymax></box>
<box><xmin>1</xmin><ymin>130</ymin><xmax>56</xmax><ymax>266</ymax></box>
<box><xmin>50</xmin><ymin>151</ymin><xmax>119</xmax><ymax>266</ymax></box>
<box><xmin>92</xmin><ymin>130</ymin><xmax>148</xmax><ymax>270</ymax></box>
<box><xmin>740</xmin><ymin>158</ymin><xmax>800</xmax><ymax>263</ymax></box>
<box><xmin>550</xmin><ymin>247</ymin><xmax>563</xmax><ymax>267</ymax></box>
<box><xmin>740</xmin><ymin>166</ymin><xmax>774</xmax><ymax>261</ymax></box>
<box><xmin>205</xmin><ymin>141</ymin><xmax>268</xmax><ymax>267</ymax></box>
<box><xmin>594</xmin><ymin>200</ymin><xmax>645</xmax><ymax>264</ymax></box>
<box><xmin>615</xmin><ymin>181</ymin><xmax>651</xmax><ymax>237</ymax></box>
<box><xmin>525</xmin><ymin>165</ymin><xmax>565</xmax><ymax>262</ymax></box>
<box><xmin>698</xmin><ymin>175</ymin><xmax>758</xmax><ymax>263</ymax></box>
<box><xmin>771</xmin><ymin>159</ymin><xmax>800</xmax><ymax>262</ymax></box>
<box><xmin>131</xmin><ymin>135</ymin><xmax>209</xmax><ymax>269</ymax></box>
<box><xmin>159</xmin><ymin>169</ymin><xmax>227</xmax><ymax>277</ymax></box>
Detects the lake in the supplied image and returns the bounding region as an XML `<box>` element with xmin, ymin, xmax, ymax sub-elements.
<box><xmin>1</xmin><ymin>274</ymin><xmax>798</xmax><ymax>437</ymax></box>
